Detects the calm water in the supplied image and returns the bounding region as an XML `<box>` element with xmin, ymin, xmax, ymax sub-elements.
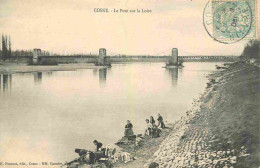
<box><xmin>0</xmin><ymin>62</ymin><xmax>222</xmax><ymax>163</ymax></box>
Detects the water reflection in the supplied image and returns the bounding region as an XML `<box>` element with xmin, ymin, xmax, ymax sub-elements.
<box><xmin>0</xmin><ymin>74</ymin><xmax>12</xmax><ymax>92</ymax></box>
<box><xmin>166</xmin><ymin>68</ymin><xmax>179</xmax><ymax>86</ymax></box>
<box><xmin>9</xmin><ymin>75</ymin><xmax>12</xmax><ymax>91</ymax></box>
<box><xmin>34</xmin><ymin>72</ymin><xmax>42</xmax><ymax>84</ymax></box>
<box><xmin>93</xmin><ymin>69</ymin><xmax>98</xmax><ymax>76</ymax></box>
<box><xmin>99</xmin><ymin>68</ymin><xmax>107</xmax><ymax>87</ymax></box>
<box><xmin>46</xmin><ymin>71</ymin><xmax>53</xmax><ymax>76</ymax></box>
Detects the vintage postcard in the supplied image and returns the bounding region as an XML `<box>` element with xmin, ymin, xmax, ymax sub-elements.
<box><xmin>0</xmin><ymin>0</ymin><xmax>259</xmax><ymax>168</ymax></box>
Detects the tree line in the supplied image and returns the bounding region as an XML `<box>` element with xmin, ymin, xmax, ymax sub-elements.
<box><xmin>0</xmin><ymin>34</ymin><xmax>51</xmax><ymax>60</ymax></box>
<box><xmin>241</xmin><ymin>40</ymin><xmax>260</xmax><ymax>62</ymax></box>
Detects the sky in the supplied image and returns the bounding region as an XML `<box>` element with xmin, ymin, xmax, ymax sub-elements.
<box><xmin>0</xmin><ymin>0</ymin><xmax>258</xmax><ymax>56</ymax></box>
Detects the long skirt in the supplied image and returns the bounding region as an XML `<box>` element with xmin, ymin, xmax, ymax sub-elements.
<box><xmin>158</xmin><ymin>121</ymin><xmax>165</xmax><ymax>128</ymax></box>
<box><xmin>152</xmin><ymin>128</ymin><xmax>161</xmax><ymax>138</ymax></box>
<box><xmin>124</xmin><ymin>128</ymin><xmax>134</xmax><ymax>137</ymax></box>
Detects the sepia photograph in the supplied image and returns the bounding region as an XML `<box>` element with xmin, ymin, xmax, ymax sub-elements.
<box><xmin>0</xmin><ymin>0</ymin><xmax>259</xmax><ymax>168</ymax></box>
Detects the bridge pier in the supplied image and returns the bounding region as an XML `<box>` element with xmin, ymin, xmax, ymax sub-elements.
<box><xmin>33</xmin><ymin>48</ymin><xmax>41</xmax><ymax>63</ymax></box>
<box><xmin>165</xmin><ymin>48</ymin><xmax>179</xmax><ymax>68</ymax></box>
<box><xmin>98</xmin><ymin>48</ymin><xmax>106</xmax><ymax>65</ymax></box>
<box><xmin>96</xmin><ymin>48</ymin><xmax>111</xmax><ymax>67</ymax></box>
<box><xmin>169</xmin><ymin>48</ymin><xmax>178</xmax><ymax>65</ymax></box>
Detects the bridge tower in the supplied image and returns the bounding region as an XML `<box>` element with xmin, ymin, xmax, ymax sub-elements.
<box><xmin>98</xmin><ymin>48</ymin><xmax>106</xmax><ymax>65</ymax></box>
<box><xmin>169</xmin><ymin>48</ymin><xmax>178</xmax><ymax>65</ymax></box>
<box><xmin>33</xmin><ymin>48</ymin><xmax>41</xmax><ymax>63</ymax></box>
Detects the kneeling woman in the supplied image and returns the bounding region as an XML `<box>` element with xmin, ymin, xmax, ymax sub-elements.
<box><xmin>124</xmin><ymin>120</ymin><xmax>134</xmax><ymax>137</ymax></box>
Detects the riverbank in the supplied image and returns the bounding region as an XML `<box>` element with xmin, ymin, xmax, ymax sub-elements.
<box><xmin>142</xmin><ymin>62</ymin><xmax>259</xmax><ymax>167</ymax></box>
<box><xmin>113</xmin><ymin>124</ymin><xmax>174</xmax><ymax>168</ymax></box>
<box><xmin>0</xmin><ymin>63</ymin><xmax>110</xmax><ymax>74</ymax></box>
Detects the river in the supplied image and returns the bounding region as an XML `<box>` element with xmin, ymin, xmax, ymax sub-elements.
<box><xmin>0</xmin><ymin>62</ymin><xmax>222</xmax><ymax>163</ymax></box>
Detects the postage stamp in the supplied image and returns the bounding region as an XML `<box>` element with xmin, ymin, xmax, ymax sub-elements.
<box><xmin>203</xmin><ymin>0</ymin><xmax>258</xmax><ymax>44</ymax></box>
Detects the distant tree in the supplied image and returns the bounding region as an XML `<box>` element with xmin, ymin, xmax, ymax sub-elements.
<box><xmin>1</xmin><ymin>34</ymin><xmax>12</xmax><ymax>60</ymax></box>
<box><xmin>241</xmin><ymin>40</ymin><xmax>260</xmax><ymax>61</ymax></box>
<box><xmin>5</xmin><ymin>35</ymin><xmax>8</xmax><ymax>59</ymax></box>
<box><xmin>1</xmin><ymin>35</ymin><xmax>3</xmax><ymax>59</ymax></box>
<box><xmin>8</xmin><ymin>35</ymin><xmax>11</xmax><ymax>59</ymax></box>
<box><xmin>2</xmin><ymin>34</ymin><xmax>7</xmax><ymax>60</ymax></box>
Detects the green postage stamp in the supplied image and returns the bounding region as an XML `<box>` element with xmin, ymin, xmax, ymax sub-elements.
<box><xmin>203</xmin><ymin>0</ymin><xmax>258</xmax><ymax>44</ymax></box>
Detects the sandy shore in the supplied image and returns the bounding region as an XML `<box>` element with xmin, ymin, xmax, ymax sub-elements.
<box><xmin>0</xmin><ymin>63</ymin><xmax>109</xmax><ymax>74</ymax></box>
<box><xmin>141</xmin><ymin>62</ymin><xmax>259</xmax><ymax>168</ymax></box>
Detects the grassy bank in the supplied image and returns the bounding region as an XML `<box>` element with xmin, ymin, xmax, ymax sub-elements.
<box><xmin>205</xmin><ymin>63</ymin><xmax>260</xmax><ymax>167</ymax></box>
<box><xmin>145</xmin><ymin>62</ymin><xmax>259</xmax><ymax>167</ymax></box>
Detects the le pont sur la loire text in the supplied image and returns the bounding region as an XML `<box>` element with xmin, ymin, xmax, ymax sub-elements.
<box><xmin>94</xmin><ymin>8</ymin><xmax>152</xmax><ymax>13</ymax></box>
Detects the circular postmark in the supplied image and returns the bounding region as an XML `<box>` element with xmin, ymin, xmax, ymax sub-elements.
<box><xmin>203</xmin><ymin>0</ymin><xmax>253</xmax><ymax>44</ymax></box>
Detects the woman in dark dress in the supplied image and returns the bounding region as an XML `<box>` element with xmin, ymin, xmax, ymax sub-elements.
<box><xmin>124</xmin><ymin>120</ymin><xmax>134</xmax><ymax>137</ymax></box>
<box><xmin>157</xmin><ymin>113</ymin><xmax>165</xmax><ymax>128</ymax></box>
<box><xmin>149</xmin><ymin>116</ymin><xmax>160</xmax><ymax>138</ymax></box>
<box><xmin>150</xmin><ymin>116</ymin><xmax>156</xmax><ymax>126</ymax></box>
<box><xmin>93</xmin><ymin>140</ymin><xmax>103</xmax><ymax>151</ymax></box>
